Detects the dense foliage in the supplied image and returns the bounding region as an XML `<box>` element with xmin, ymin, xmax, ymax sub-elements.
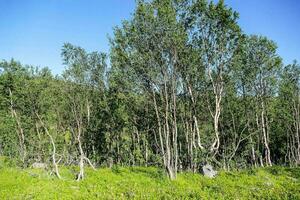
<box><xmin>0</xmin><ymin>0</ymin><xmax>299</xmax><ymax>180</ymax></box>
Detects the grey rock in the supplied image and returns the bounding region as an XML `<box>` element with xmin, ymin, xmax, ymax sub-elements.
<box><xmin>202</xmin><ymin>164</ymin><xmax>217</xmax><ymax>178</ymax></box>
<box><xmin>32</xmin><ymin>162</ymin><xmax>47</xmax><ymax>169</ymax></box>
<box><xmin>29</xmin><ymin>172</ymin><xmax>39</xmax><ymax>178</ymax></box>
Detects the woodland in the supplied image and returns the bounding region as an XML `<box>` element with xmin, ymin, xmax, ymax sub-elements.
<box><xmin>0</xmin><ymin>0</ymin><xmax>300</xmax><ymax>183</ymax></box>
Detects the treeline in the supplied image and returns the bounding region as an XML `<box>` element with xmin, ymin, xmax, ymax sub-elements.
<box><xmin>0</xmin><ymin>0</ymin><xmax>299</xmax><ymax>180</ymax></box>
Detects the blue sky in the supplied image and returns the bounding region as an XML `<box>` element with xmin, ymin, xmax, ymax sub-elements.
<box><xmin>0</xmin><ymin>0</ymin><xmax>299</xmax><ymax>74</ymax></box>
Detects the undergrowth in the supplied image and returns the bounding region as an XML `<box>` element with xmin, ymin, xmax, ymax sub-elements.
<box><xmin>0</xmin><ymin>159</ymin><xmax>299</xmax><ymax>199</ymax></box>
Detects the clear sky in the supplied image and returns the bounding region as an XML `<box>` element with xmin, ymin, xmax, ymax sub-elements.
<box><xmin>0</xmin><ymin>0</ymin><xmax>299</xmax><ymax>74</ymax></box>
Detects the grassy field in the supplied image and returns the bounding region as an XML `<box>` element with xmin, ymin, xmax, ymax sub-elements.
<box><xmin>0</xmin><ymin>160</ymin><xmax>299</xmax><ymax>199</ymax></box>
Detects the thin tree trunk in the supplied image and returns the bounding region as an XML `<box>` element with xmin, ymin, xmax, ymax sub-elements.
<box><xmin>172</xmin><ymin>78</ymin><xmax>178</xmax><ymax>177</ymax></box>
<box><xmin>293</xmin><ymin>100</ymin><xmax>300</xmax><ymax>164</ymax></box>
<box><xmin>35</xmin><ymin>122</ymin><xmax>42</xmax><ymax>162</ymax></box>
<box><xmin>36</xmin><ymin>112</ymin><xmax>61</xmax><ymax>179</ymax></box>
<box><xmin>187</xmin><ymin>84</ymin><xmax>204</xmax><ymax>150</ymax></box>
<box><xmin>8</xmin><ymin>88</ymin><xmax>26</xmax><ymax>164</ymax></box>
<box><xmin>152</xmin><ymin>89</ymin><xmax>166</xmax><ymax>166</ymax></box>
<box><xmin>208</xmin><ymin>68</ymin><xmax>222</xmax><ymax>153</ymax></box>
<box><xmin>250</xmin><ymin>135</ymin><xmax>257</xmax><ymax>168</ymax></box>
<box><xmin>261</xmin><ymin>101</ymin><xmax>272</xmax><ymax>166</ymax></box>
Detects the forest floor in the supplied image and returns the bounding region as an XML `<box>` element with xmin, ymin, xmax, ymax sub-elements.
<box><xmin>0</xmin><ymin>161</ymin><xmax>300</xmax><ymax>199</ymax></box>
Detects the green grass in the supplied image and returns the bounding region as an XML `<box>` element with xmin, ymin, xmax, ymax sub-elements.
<box><xmin>0</xmin><ymin>161</ymin><xmax>299</xmax><ymax>199</ymax></box>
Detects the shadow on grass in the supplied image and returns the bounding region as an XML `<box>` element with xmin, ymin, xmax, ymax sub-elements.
<box><xmin>263</xmin><ymin>165</ymin><xmax>300</xmax><ymax>179</ymax></box>
<box><xmin>284</xmin><ymin>167</ymin><xmax>300</xmax><ymax>179</ymax></box>
<box><xmin>128</xmin><ymin>166</ymin><xmax>167</xmax><ymax>180</ymax></box>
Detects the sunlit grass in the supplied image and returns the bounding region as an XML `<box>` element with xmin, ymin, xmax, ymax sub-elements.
<box><xmin>0</xmin><ymin>160</ymin><xmax>299</xmax><ymax>199</ymax></box>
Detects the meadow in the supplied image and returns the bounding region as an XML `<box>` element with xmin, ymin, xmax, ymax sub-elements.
<box><xmin>1</xmin><ymin>158</ymin><xmax>299</xmax><ymax>200</ymax></box>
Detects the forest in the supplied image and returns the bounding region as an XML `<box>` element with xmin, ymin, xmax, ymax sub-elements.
<box><xmin>0</xmin><ymin>0</ymin><xmax>300</xmax><ymax>185</ymax></box>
